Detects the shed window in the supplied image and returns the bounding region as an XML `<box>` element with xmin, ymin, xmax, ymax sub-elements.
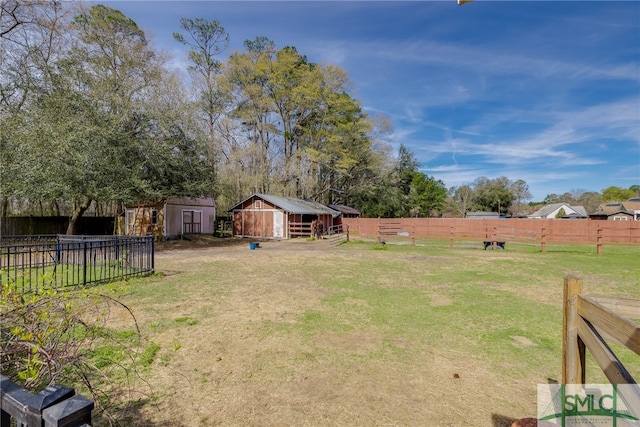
<box><xmin>255</xmin><ymin>200</ymin><xmax>263</xmax><ymax>209</ymax></box>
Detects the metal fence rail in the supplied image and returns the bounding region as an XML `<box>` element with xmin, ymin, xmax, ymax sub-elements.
<box><xmin>0</xmin><ymin>235</ymin><xmax>154</xmax><ymax>293</ymax></box>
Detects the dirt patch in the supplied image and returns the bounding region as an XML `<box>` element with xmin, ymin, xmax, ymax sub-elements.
<box><xmin>430</xmin><ymin>294</ymin><xmax>454</xmax><ymax>307</ymax></box>
<box><xmin>155</xmin><ymin>235</ymin><xmax>332</xmax><ymax>253</ymax></box>
<box><xmin>404</xmin><ymin>255</ymin><xmax>458</xmax><ymax>263</ymax></box>
<box><xmin>314</xmin><ymin>330</ymin><xmax>383</xmax><ymax>354</ymax></box>
<box><xmin>344</xmin><ymin>297</ymin><xmax>369</xmax><ymax>307</ymax></box>
<box><xmin>155</xmin><ymin>234</ymin><xmax>247</xmax><ymax>250</ymax></box>
<box><xmin>511</xmin><ymin>335</ymin><xmax>535</xmax><ymax>348</ymax></box>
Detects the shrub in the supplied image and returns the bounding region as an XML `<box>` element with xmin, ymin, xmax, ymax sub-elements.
<box><xmin>0</xmin><ymin>276</ymin><xmax>149</xmax><ymax>424</ymax></box>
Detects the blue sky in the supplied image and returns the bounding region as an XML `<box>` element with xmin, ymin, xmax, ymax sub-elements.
<box><xmin>102</xmin><ymin>1</ymin><xmax>639</xmax><ymax>201</ymax></box>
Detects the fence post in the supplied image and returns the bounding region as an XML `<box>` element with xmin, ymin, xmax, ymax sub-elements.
<box><xmin>411</xmin><ymin>223</ymin><xmax>415</xmax><ymax>247</ymax></box>
<box><xmin>150</xmin><ymin>236</ymin><xmax>155</xmax><ymax>272</ymax></box>
<box><xmin>82</xmin><ymin>239</ymin><xmax>87</xmax><ymax>287</ymax></box>
<box><xmin>596</xmin><ymin>225</ymin><xmax>603</xmax><ymax>255</ymax></box>
<box><xmin>55</xmin><ymin>234</ymin><xmax>61</xmax><ymax>264</ymax></box>
<box><xmin>562</xmin><ymin>275</ymin><xmax>585</xmax><ymax>384</ymax></box>
<box><xmin>492</xmin><ymin>227</ymin><xmax>497</xmax><ymax>249</ymax></box>
<box><xmin>42</xmin><ymin>394</ymin><xmax>94</xmax><ymax>427</ymax></box>
<box><xmin>0</xmin><ymin>375</ymin><xmax>90</xmax><ymax>427</ymax></box>
<box><xmin>345</xmin><ymin>224</ymin><xmax>349</xmax><ymax>242</ymax></box>
<box><xmin>541</xmin><ymin>226</ymin><xmax>547</xmax><ymax>252</ymax></box>
<box><xmin>449</xmin><ymin>226</ymin><xmax>454</xmax><ymax>248</ymax></box>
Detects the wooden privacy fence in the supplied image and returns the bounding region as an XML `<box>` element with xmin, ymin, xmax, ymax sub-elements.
<box><xmin>1</xmin><ymin>216</ymin><xmax>114</xmax><ymax>236</ymax></box>
<box><xmin>1</xmin><ymin>375</ymin><xmax>93</xmax><ymax>427</ymax></box>
<box><xmin>342</xmin><ymin>218</ymin><xmax>640</xmax><ymax>253</ymax></box>
<box><xmin>562</xmin><ymin>276</ymin><xmax>640</xmax><ymax>413</ymax></box>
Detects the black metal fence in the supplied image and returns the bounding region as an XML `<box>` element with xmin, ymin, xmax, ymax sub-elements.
<box><xmin>0</xmin><ymin>235</ymin><xmax>154</xmax><ymax>293</ymax></box>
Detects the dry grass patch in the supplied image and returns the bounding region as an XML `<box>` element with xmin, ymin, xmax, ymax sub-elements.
<box><xmin>98</xmin><ymin>238</ymin><xmax>639</xmax><ymax>426</ymax></box>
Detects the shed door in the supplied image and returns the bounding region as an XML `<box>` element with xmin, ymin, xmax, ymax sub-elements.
<box><xmin>182</xmin><ymin>210</ymin><xmax>202</xmax><ymax>234</ymax></box>
<box><xmin>273</xmin><ymin>211</ymin><xmax>284</xmax><ymax>238</ymax></box>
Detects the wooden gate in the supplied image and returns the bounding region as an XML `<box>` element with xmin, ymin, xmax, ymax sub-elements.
<box><xmin>562</xmin><ymin>276</ymin><xmax>640</xmax><ymax>415</ymax></box>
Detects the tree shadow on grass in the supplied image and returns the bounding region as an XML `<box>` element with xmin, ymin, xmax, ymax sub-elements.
<box><xmin>92</xmin><ymin>397</ymin><xmax>168</xmax><ymax>427</ymax></box>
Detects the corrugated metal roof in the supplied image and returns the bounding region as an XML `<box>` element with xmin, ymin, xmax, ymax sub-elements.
<box><xmin>230</xmin><ymin>193</ymin><xmax>341</xmax><ymax>218</ymax></box>
<box><xmin>328</xmin><ymin>204</ymin><xmax>361</xmax><ymax>215</ymax></box>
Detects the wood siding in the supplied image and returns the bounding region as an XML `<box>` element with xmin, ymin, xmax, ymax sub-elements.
<box><xmin>232</xmin><ymin>198</ymin><xmax>279</xmax><ymax>238</ymax></box>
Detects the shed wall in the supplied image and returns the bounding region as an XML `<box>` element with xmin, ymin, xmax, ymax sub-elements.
<box><xmin>232</xmin><ymin>209</ymin><xmax>278</xmax><ymax>238</ymax></box>
<box><xmin>231</xmin><ymin>194</ymin><xmax>280</xmax><ymax>238</ymax></box>
<box><xmin>163</xmin><ymin>200</ymin><xmax>215</xmax><ymax>237</ymax></box>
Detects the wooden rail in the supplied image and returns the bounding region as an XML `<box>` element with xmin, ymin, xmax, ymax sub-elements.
<box><xmin>325</xmin><ymin>224</ymin><xmax>344</xmax><ymax>235</ymax></box>
<box><xmin>327</xmin><ymin>227</ymin><xmax>349</xmax><ymax>247</ymax></box>
<box><xmin>377</xmin><ymin>219</ymin><xmax>415</xmax><ymax>246</ymax></box>
<box><xmin>288</xmin><ymin>222</ymin><xmax>312</xmax><ymax>237</ymax></box>
<box><xmin>1</xmin><ymin>375</ymin><xmax>93</xmax><ymax>427</ymax></box>
<box><xmin>562</xmin><ymin>276</ymin><xmax>640</xmax><ymax>413</ymax></box>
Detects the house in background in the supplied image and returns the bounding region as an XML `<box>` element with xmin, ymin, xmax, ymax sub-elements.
<box><xmin>589</xmin><ymin>208</ymin><xmax>634</xmax><ymax>221</ymax></box>
<box><xmin>527</xmin><ymin>203</ymin><xmax>587</xmax><ymax>219</ymax></box>
<box><xmin>122</xmin><ymin>197</ymin><xmax>216</xmax><ymax>240</ymax></box>
<box><xmin>589</xmin><ymin>198</ymin><xmax>640</xmax><ymax>221</ymax></box>
<box><xmin>228</xmin><ymin>193</ymin><xmax>340</xmax><ymax>239</ymax></box>
<box><xmin>622</xmin><ymin>197</ymin><xmax>640</xmax><ymax>220</ymax></box>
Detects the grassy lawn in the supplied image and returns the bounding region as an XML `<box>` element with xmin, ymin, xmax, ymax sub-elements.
<box><xmin>91</xmin><ymin>238</ymin><xmax>639</xmax><ymax>426</ymax></box>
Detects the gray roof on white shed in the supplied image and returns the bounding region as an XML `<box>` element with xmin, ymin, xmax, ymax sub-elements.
<box><xmin>230</xmin><ymin>193</ymin><xmax>341</xmax><ymax>218</ymax></box>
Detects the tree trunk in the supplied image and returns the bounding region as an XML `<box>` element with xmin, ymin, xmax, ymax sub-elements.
<box><xmin>66</xmin><ymin>199</ymin><xmax>92</xmax><ymax>235</ymax></box>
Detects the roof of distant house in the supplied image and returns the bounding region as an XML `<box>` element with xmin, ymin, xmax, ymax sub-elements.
<box><xmin>528</xmin><ymin>203</ymin><xmax>587</xmax><ymax>218</ymax></box>
<box><xmin>622</xmin><ymin>199</ymin><xmax>640</xmax><ymax>211</ymax></box>
<box><xmin>597</xmin><ymin>200</ymin><xmax>640</xmax><ymax>214</ymax></box>
<box><xmin>590</xmin><ymin>209</ymin><xmax>634</xmax><ymax>218</ymax></box>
